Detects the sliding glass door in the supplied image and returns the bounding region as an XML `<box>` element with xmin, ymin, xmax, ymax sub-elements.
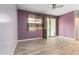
<box><xmin>47</xmin><ymin>17</ymin><xmax>56</xmax><ymax>37</ymax></box>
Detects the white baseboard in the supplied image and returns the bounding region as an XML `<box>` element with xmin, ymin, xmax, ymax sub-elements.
<box><xmin>18</xmin><ymin>37</ymin><xmax>42</xmax><ymax>42</ymax></box>
<box><xmin>57</xmin><ymin>36</ymin><xmax>75</xmax><ymax>40</ymax></box>
<box><xmin>11</xmin><ymin>41</ymin><xmax>18</xmax><ymax>55</ymax></box>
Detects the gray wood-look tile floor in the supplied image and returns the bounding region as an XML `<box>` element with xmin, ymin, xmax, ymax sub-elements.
<box><xmin>14</xmin><ymin>37</ymin><xmax>79</xmax><ymax>55</ymax></box>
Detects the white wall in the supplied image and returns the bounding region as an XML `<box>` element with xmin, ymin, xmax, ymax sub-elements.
<box><xmin>0</xmin><ymin>5</ymin><xmax>17</xmax><ymax>55</ymax></box>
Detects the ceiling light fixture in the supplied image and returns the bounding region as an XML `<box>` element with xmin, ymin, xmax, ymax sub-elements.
<box><xmin>52</xmin><ymin>4</ymin><xmax>63</xmax><ymax>9</ymax></box>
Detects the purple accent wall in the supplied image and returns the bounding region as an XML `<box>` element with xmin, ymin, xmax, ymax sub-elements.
<box><xmin>57</xmin><ymin>11</ymin><xmax>74</xmax><ymax>39</ymax></box>
<box><xmin>18</xmin><ymin>10</ymin><xmax>43</xmax><ymax>40</ymax></box>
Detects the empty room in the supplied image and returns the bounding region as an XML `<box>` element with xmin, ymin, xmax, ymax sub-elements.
<box><xmin>0</xmin><ymin>4</ymin><xmax>79</xmax><ymax>55</ymax></box>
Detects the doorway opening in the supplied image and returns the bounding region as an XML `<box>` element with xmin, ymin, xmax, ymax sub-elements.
<box><xmin>46</xmin><ymin>17</ymin><xmax>56</xmax><ymax>38</ymax></box>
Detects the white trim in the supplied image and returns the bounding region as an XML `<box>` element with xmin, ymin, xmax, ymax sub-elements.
<box><xmin>11</xmin><ymin>41</ymin><xmax>17</xmax><ymax>55</ymax></box>
<box><xmin>18</xmin><ymin>37</ymin><xmax>42</xmax><ymax>42</ymax></box>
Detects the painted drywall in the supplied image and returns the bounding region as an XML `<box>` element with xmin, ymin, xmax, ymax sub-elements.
<box><xmin>57</xmin><ymin>11</ymin><xmax>74</xmax><ymax>39</ymax></box>
<box><xmin>0</xmin><ymin>5</ymin><xmax>17</xmax><ymax>54</ymax></box>
<box><xmin>18</xmin><ymin>10</ymin><xmax>42</xmax><ymax>40</ymax></box>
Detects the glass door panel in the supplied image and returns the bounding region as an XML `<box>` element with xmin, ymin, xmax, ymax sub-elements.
<box><xmin>47</xmin><ymin>17</ymin><xmax>56</xmax><ymax>37</ymax></box>
<box><xmin>51</xmin><ymin>18</ymin><xmax>56</xmax><ymax>36</ymax></box>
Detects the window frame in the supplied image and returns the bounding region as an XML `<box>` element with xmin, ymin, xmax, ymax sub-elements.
<box><xmin>27</xmin><ymin>13</ymin><xmax>43</xmax><ymax>31</ymax></box>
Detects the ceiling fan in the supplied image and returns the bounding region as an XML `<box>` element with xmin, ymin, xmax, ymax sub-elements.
<box><xmin>52</xmin><ymin>4</ymin><xmax>63</xmax><ymax>9</ymax></box>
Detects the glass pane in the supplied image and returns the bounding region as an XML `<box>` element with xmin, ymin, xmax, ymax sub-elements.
<box><xmin>47</xmin><ymin>18</ymin><xmax>51</xmax><ymax>37</ymax></box>
<box><xmin>28</xmin><ymin>14</ymin><xmax>36</xmax><ymax>31</ymax></box>
<box><xmin>28</xmin><ymin>18</ymin><xmax>35</xmax><ymax>23</ymax></box>
<box><xmin>36</xmin><ymin>19</ymin><xmax>42</xmax><ymax>24</ymax></box>
<box><xmin>47</xmin><ymin>17</ymin><xmax>56</xmax><ymax>37</ymax></box>
<box><xmin>28</xmin><ymin>14</ymin><xmax>43</xmax><ymax>31</ymax></box>
<box><xmin>51</xmin><ymin>18</ymin><xmax>56</xmax><ymax>36</ymax></box>
<box><xmin>29</xmin><ymin>27</ymin><xmax>36</xmax><ymax>31</ymax></box>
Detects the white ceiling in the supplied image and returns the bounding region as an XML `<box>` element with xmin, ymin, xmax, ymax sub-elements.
<box><xmin>16</xmin><ymin>4</ymin><xmax>79</xmax><ymax>16</ymax></box>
